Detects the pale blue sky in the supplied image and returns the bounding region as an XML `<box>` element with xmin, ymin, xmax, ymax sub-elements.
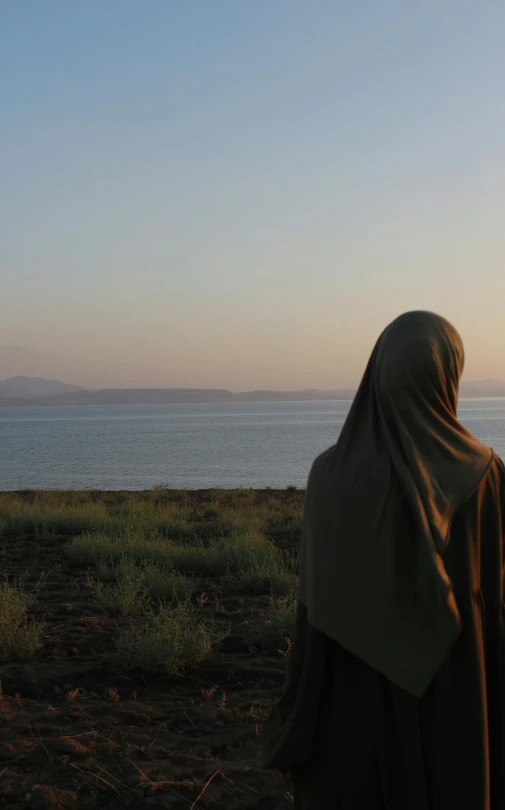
<box><xmin>1</xmin><ymin>1</ymin><xmax>504</xmax><ymax>389</ymax></box>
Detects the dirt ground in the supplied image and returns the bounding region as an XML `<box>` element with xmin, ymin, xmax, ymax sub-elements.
<box><xmin>0</xmin><ymin>508</ymin><xmax>299</xmax><ymax>810</ymax></box>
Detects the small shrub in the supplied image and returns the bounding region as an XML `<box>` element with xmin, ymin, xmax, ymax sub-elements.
<box><xmin>256</xmin><ymin>592</ymin><xmax>297</xmax><ymax>652</ymax></box>
<box><xmin>91</xmin><ymin>557</ymin><xmax>193</xmax><ymax>614</ymax></box>
<box><xmin>216</xmin><ymin>530</ymin><xmax>271</xmax><ymax>563</ymax></box>
<box><xmin>115</xmin><ymin>599</ymin><xmax>222</xmax><ymax>675</ymax></box>
<box><xmin>164</xmin><ymin>542</ymin><xmax>226</xmax><ymax>576</ymax></box>
<box><xmin>0</xmin><ymin>581</ymin><xmax>44</xmax><ymax>662</ymax></box>
<box><xmin>67</xmin><ymin>532</ymin><xmax>119</xmax><ymax>564</ymax></box>
<box><xmin>208</xmin><ymin>508</ymin><xmax>265</xmax><ymax>536</ymax></box>
<box><xmin>140</xmin><ymin>562</ymin><xmax>194</xmax><ymax>602</ymax></box>
<box><xmin>91</xmin><ymin>573</ymin><xmax>149</xmax><ymax>616</ymax></box>
<box><xmin>231</xmin><ymin>549</ymin><xmax>297</xmax><ymax>595</ymax></box>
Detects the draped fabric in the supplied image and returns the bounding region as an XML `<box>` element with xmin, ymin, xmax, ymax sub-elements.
<box><xmin>297</xmin><ymin>311</ymin><xmax>493</xmax><ymax>696</ymax></box>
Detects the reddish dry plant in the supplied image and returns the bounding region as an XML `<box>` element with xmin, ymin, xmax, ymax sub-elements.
<box><xmin>82</xmin><ymin>616</ymin><xmax>100</xmax><ymax>626</ymax></box>
<box><xmin>196</xmin><ymin>592</ymin><xmax>210</xmax><ymax>608</ymax></box>
<box><xmin>277</xmin><ymin>637</ymin><xmax>292</xmax><ymax>658</ymax></box>
<box><xmin>218</xmin><ymin>692</ymin><xmax>227</xmax><ymax>714</ymax></box>
<box><xmin>246</xmin><ymin>702</ymin><xmax>267</xmax><ymax>738</ymax></box>
<box><xmin>201</xmin><ymin>685</ymin><xmax>219</xmax><ymax>701</ymax></box>
<box><xmin>197</xmin><ymin>592</ymin><xmax>220</xmax><ymax>609</ymax></box>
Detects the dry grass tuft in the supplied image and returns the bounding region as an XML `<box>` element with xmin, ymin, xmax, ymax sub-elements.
<box><xmin>115</xmin><ymin>598</ymin><xmax>224</xmax><ymax>675</ymax></box>
<box><xmin>0</xmin><ymin>580</ymin><xmax>44</xmax><ymax>662</ymax></box>
<box><xmin>91</xmin><ymin>557</ymin><xmax>194</xmax><ymax>614</ymax></box>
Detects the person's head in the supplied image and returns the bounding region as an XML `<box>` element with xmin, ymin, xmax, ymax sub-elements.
<box><xmin>374</xmin><ymin>311</ymin><xmax>464</xmax><ymax>418</ymax></box>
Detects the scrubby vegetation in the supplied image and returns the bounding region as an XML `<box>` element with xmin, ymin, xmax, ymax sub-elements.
<box><xmin>0</xmin><ymin>488</ymin><xmax>303</xmax><ymax>807</ymax></box>
<box><xmin>0</xmin><ymin>580</ymin><xmax>44</xmax><ymax>662</ymax></box>
<box><xmin>115</xmin><ymin>598</ymin><xmax>223</xmax><ymax>675</ymax></box>
<box><xmin>0</xmin><ymin>487</ymin><xmax>302</xmax><ymax>668</ymax></box>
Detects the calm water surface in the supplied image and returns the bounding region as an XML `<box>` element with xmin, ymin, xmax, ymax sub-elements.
<box><xmin>1</xmin><ymin>399</ymin><xmax>504</xmax><ymax>490</ymax></box>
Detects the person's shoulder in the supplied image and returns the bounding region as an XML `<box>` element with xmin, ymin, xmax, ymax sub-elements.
<box><xmin>487</xmin><ymin>452</ymin><xmax>505</xmax><ymax>477</ymax></box>
<box><xmin>307</xmin><ymin>445</ymin><xmax>337</xmax><ymax>489</ymax></box>
<box><xmin>480</xmin><ymin>452</ymin><xmax>505</xmax><ymax>499</ymax></box>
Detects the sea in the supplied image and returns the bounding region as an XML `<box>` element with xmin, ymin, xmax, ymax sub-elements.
<box><xmin>1</xmin><ymin>399</ymin><xmax>505</xmax><ymax>491</ymax></box>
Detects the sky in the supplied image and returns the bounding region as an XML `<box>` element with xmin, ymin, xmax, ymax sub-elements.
<box><xmin>1</xmin><ymin>1</ymin><xmax>504</xmax><ymax>390</ymax></box>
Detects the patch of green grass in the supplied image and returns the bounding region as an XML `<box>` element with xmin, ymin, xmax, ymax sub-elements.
<box><xmin>162</xmin><ymin>531</ymin><xmax>274</xmax><ymax>578</ymax></box>
<box><xmin>0</xmin><ymin>495</ymin><xmax>194</xmax><ymax>540</ymax></box>
<box><xmin>90</xmin><ymin>561</ymin><xmax>150</xmax><ymax>616</ymax></box>
<box><xmin>0</xmin><ymin>488</ymin><xmax>306</xmax><ymax>675</ymax></box>
<box><xmin>267</xmin><ymin>515</ymin><xmax>303</xmax><ymax>538</ymax></box>
<box><xmin>115</xmin><ymin>599</ymin><xmax>222</xmax><ymax>675</ymax></box>
<box><xmin>202</xmin><ymin>506</ymin><xmax>265</xmax><ymax>536</ymax></box>
<box><xmin>67</xmin><ymin>531</ymin><xmax>132</xmax><ymax>564</ymax></box>
<box><xmin>0</xmin><ymin>501</ymin><xmax>116</xmax><ymax>538</ymax></box>
<box><xmin>91</xmin><ymin>557</ymin><xmax>194</xmax><ymax>614</ymax></box>
<box><xmin>68</xmin><ymin>528</ymin><xmax>281</xmax><ymax>579</ymax></box>
<box><xmin>0</xmin><ymin>581</ymin><xmax>44</xmax><ymax>662</ymax></box>
<box><xmin>0</xmin><ymin>490</ymin><xmax>306</xmax><ymax>547</ymax></box>
<box><xmin>140</xmin><ymin>562</ymin><xmax>194</xmax><ymax>602</ymax></box>
<box><xmin>152</xmin><ymin>488</ymin><xmax>191</xmax><ymax>506</ymax></box>
<box><xmin>67</xmin><ymin>530</ymin><xmax>175</xmax><ymax>566</ymax></box>
<box><xmin>106</xmin><ymin>504</ymin><xmax>193</xmax><ymax>539</ymax></box>
<box><xmin>227</xmin><ymin>489</ymin><xmax>257</xmax><ymax>506</ymax></box>
<box><xmin>200</xmin><ymin>489</ymin><xmax>223</xmax><ymax>504</ymax></box>
<box><xmin>230</xmin><ymin>548</ymin><xmax>297</xmax><ymax>595</ymax></box>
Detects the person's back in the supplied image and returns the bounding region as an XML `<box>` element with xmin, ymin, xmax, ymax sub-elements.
<box><xmin>261</xmin><ymin>312</ymin><xmax>505</xmax><ymax>810</ymax></box>
<box><xmin>418</xmin><ymin>455</ymin><xmax>505</xmax><ymax>809</ymax></box>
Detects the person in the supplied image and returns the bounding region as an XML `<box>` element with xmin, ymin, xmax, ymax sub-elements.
<box><xmin>260</xmin><ymin>311</ymin><xmax>505</xmax><ymax>810</ymax></box>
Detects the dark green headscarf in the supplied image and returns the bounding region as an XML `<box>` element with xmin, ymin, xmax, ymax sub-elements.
<box><xmin>298</xmin><ymin>311</ymin><xmax>493</xmax><ymax>697</ymax></box>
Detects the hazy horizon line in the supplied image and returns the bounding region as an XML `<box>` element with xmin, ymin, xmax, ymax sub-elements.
<box><xmin>2</xmin><ymin>373</ymin><xmax>505</xmax><ymax>394</ymax></box>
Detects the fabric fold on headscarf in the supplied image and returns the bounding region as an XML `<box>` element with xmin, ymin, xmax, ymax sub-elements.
<box><xmin>297</xmin><ymin>311</ymin><xmax>493</xmax><ymax>697</ymax></box>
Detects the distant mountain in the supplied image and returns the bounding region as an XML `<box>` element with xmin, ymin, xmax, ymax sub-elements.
<box><xmin>460</xmin><ymin>380</ymin><xmax>505</xmax><ymax>397</ymax></box>
<box><xmin>0</xmin><ymin>381</ymin><xmax>355</xmax><ymax>406</ymax></box>
<box><xmin>0</xmin><ymin>395</ymin><xmax>37</xmax><ymax>406</ymax></box>
<box><xmin>0</xmin><ymin>381</ymin><xmax>15</xmax><ymax>398</ymax></box>
<box><xmin>0</xmin><ymin>376</ymin><xmax>84</xmax><ymax>399</ymax></box>
<box><xmin>0</xmin><ymin>377</ymin><xmax>504</xmax><ymax>406</ymax></box>
<box><xmin>235</xmin><ymin>389</ymin><xmax>356</xmax><ymax>402</ymax></box>
<box><xmin>41</xmin><ymin>388</ymin><xmax>237</xmax><ymax>406</ymax></box>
